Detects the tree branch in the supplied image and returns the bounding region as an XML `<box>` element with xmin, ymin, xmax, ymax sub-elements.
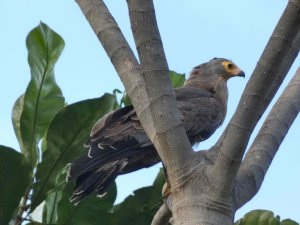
<box><xmin>76</xmin><ymin>0</ymin><xmax>193</xmax><ymax>178</ymax></box>
<box><xmin>126</xmin><ymin>0</ymin><xmax>193</xmax><ymax>179</ymax></box>
<box><xmin>14</xmin><ymin>187</ymin><xmax>31</xmax><ymax>225</ymax></box>
<box><xmin>127</xmin><ymin>0</ymin><xmax>167</xmax><ymax>68</ymax></box>
<box><xmin>208</xmin><ymin>0</ymin><xmax>300</xmax><ymax>195</ymax></box>
<box><xmin>151</xmin><ymin>202</ymin><xmax>172</xmax><ymax>225</ymax></box>
<box><xmin>234</xmin><ymin>67</ymin><xmax>300</xmax><ymax>209</ymax></box>
<box><xmin>75</xmin><ymin>0</ymin><xmax>142</xmax><ymax>90</ymax></box>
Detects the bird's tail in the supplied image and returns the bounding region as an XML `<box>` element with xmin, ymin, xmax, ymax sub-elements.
<box><xmin>67</xmin><ymin>146</ymin><xmax>155</xmax><ymax>204</ymax></box>
<box><xmin>68</xmin><ymin>158</ymin><xmax>127</xmax><ymax>204</ymax></box>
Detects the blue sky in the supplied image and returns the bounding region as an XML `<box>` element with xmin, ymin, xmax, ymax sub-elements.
<box><xmin>0</xmin><ymin>0</ymin><xmax>299</xmax><ymax>222</ymax></box>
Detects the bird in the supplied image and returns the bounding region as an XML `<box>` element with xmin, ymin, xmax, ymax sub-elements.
<box><xmin>67</xmin><ymin>58</ymin><xmax>245</xmax><ymax>204</ymax></box>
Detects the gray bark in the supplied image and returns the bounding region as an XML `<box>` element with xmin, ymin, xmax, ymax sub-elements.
<box><xmin>151</xmin><ymin>202</ymin><xmax>172</xmax><ymax>225</ymax></box>
<box><xmin>75</xmin><ymin>0</ymin><xmax>300</xmax><ymax>224</ymax></box>
<box><xmin>126</xmin><ymin>0</ymin><xmax>194</xmax><ymax>177</ymax></box>
<box><xmin>75</xmin><ymin>0</ymin><xmax>193</xmax><ymax>182</ymax></box>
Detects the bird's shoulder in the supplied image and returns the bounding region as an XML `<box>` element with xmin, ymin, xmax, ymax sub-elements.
<box><xmin>175</xmin><ymin>86</ymin><xmax>221</xmax><ymax>109</ymax></box>
<box><xmin>87</xmin><ymin>104</ymin><xmax>148</xmax><ymax>156</ymax></box>
<box><xmin>90</xmin><ymin>105</ymin><xmax>137</xmax><ymax>137</ymax></box>
<box><xmin>175</xmin><ymin>86</ymin><xmax>214</xmax><ymax>101</ymax></box>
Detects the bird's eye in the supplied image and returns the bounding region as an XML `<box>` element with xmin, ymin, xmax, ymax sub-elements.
<box><xmin>222</xmin><ymin>61</ymin><xmax>236</xmax><ymax>73</ymax></box>
<box><xmin>227</xmin><ymin>63</ymin><xmax>234</xmax><ymax>69</ymax></box>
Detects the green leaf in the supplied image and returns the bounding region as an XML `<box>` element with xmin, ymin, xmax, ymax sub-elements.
<box><xmin>112</xmin><ymin>89</ymin><xmax>122</xmax><ymax>109</ymax></box>
<box><xmin>169</xmin><ymin>71</ymin><xmax>185</xmax><ymax>88</ymax></box>
<box><xmin>20</xmin><ymin>22</ymin><xmax>65</xmax><ymax>166</ymax></box>
<box><xmin>0</xmin><ymin>146</ymin><xmax>32</xmax><ymax>225</ymax></box>
<box><xmin>111</xmin><ymin>169</ymin><xmax>165</xmax><ymax>225</ymax></box>
<box><xmin>42</xmin><ymin>165</ymin><xmax>69</xmax><ymax>224</ymax></box>
<box><xmin>120</xmin><ymin>92</ymin><xmax>132</xmax><ymax>107</ymax></box>
<box><xmin>235</xmin><ymin>210</ymin><xmax>276</xmax><ymax>225</ymax></box>
<box><xmin>12</xmin><ymin>94</ymin><xmax>25</xmax><ymax>151</ymax></box>
<box><xmin>281</xmin><ymin>219</ymin><xmax>299</xmax><ymax>225</ymax></box>
<box><xmin>57</xmin><ymin>182</ymin><xmax>116</xmax><ymax>225</ymax></box>
<box><xmin>234</xmin><ymin>210</ymin><xmax>299</xmax><ymax>225</ymax></box>
<box><xmin>31</xmin><ymin>94</ymin><xmax>116</xmax><ymax>211</ymax></box>
<box><xmin>42</xmin><ymin>191</ymin><xmax>62</xmax><ymax>224</ymax></box>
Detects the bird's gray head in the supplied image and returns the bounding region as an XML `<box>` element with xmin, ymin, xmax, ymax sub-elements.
<box><xmin>187</xmin><ymin>58</ymin><xmax>245</xmax><ymax>84</ymax></box>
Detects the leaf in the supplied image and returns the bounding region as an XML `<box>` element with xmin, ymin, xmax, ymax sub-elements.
<box><xmin>234</xmin><ymin>210</ymin><xmax>299</xmax><ymax>225</ymax></box>
<box><xmin>235</xmin><ymin>210</ymin><xmax>276</xmax><ymax>225</ymax></box>
<box><xmin>111</xmin><ymin>169</ymin><xmax>165</xmax><ymax>225</ymax></box>
<box><xmin>57</xmin><ymin>182</ymin><xmax>117</xmax><ymax>225</ymax></box>
<box><xmin>42</xmin><ymin>165</ymin><xmax>69</xmax><ymax>224</ymax></box>
<box><xmin>42</xmin><ymin>191</ymin><xmax>62</xmax><ymax>224</ymax></box>
<box><xmin>112</xmin><ymin>89</ymin><xmax>122</xmax><ymax>109</ymax></box>
<box><xmin>281</xmin><ymin>219</ymin><xmax>299</xmax><ymax>225</ymax></box>
<box><xmin>169</xmin><ymin>70</ymin><xmax>185</xmax><ymax>88</ymax></box>
<box><xmin>120</xmin><ymin>92</ymin><xmax>132</xmax><ymax>107</ymax></box>
<box><xmin>31</xmin><ymin>94</ymin><xmax>116</xmax><ymax>211</ymax></box>
<box><xmin>0</xmin><ymin>146</ymin><xmax>32</xmax><ymax>225</ymax></box>
<box><xmin>12</xmin><ymin>94</ymin><xmax>25</xmax><ymax>151</ymax></box>
<box><xmin>20</xmin><ymin>22</ymin><xmax>65</xmax><ymax>166</ymax></box>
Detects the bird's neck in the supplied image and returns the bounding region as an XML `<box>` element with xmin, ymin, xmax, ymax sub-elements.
<box><xmin>214</xmin><ymin>78</ymin><xmax>228</xmax><ymax>117</ymax></box>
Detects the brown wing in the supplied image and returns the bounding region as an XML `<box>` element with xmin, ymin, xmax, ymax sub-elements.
<box><xmin>68</xmin><ymin>87</ymin><xmax>225</xmax><ymax>204</ymax></box>
<box><xmin>67</xmin><ymin>106</ymin><xmax>155</xmax><ymax>203</ymax></box>
<box><xmin>88</xmin><ymin>106</ymin><xmax>149</xmax><ymax>155</ymax></box>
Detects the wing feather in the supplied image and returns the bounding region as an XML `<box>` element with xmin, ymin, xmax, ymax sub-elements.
<box><xmin>68</xmin><ymin>86</ymin><xmax>226</xmax><ymax>204</ymax></box>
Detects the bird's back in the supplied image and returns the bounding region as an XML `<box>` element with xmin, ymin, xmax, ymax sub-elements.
<box><xmin>67</xmin><ymin>86</ymin><xmax>225</xmax><ymax>203</ymax></box>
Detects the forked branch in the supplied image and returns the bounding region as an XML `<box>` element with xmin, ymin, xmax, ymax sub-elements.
<box><xmin>234</xmin><ymin>67</ymin><xmax>300</xmax><ymax>209</ymax></box>
<box><xmin>126</xmin><ymin>0</ymin><xmax>193</xmax><ymax>178</ymax></box>
<box><xmin>76</xmin><ymin>0</ymin><xmax>193</xmax><ymax>178</ymax></box>
<box><xmin>209</xmin><ymin>0</ymin><xmax>300</xmax><ymax>194</ymax></box>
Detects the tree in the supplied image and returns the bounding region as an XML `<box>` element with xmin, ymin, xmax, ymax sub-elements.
<box><xmin>75</xmin><ymin>0</ymin><xmax>300</xmax><ymax>224</ymax></box>
<box><xmin>0</xmin><ymin>1</ymin><xmax>299</xmax><ymax>225</ymax></box>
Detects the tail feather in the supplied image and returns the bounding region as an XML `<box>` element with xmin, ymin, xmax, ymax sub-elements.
<box><xmin>68</xmin><ymin>145</ymin><xmax>157</xmax><ymax>204</ymax></box>
<box><xmin>70</xmin><ymin>159</ymin><xmax>127</xmax><ymax>204</ymax></box>
<box><xmin>67</xmin><ymin>145</ymin><xmax>141</xmax><ymax>182</ymax></box>
<box><xmin>68</xmin><ymin>104</ymin><xmax>160</xmax><ymax>204</ymax></box>
<box><xmin>70</xmin><ymin>171</ymin><xmax>112</xmax><ymax>204</ymax></box>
